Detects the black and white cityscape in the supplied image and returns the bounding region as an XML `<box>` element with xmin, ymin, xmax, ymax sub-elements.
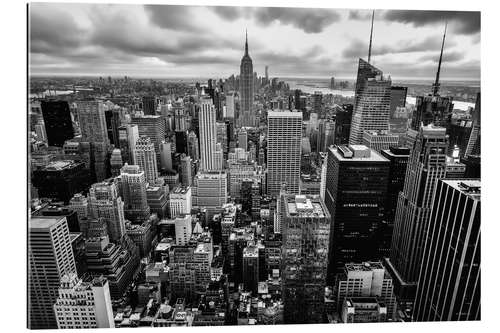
<box><xmin>28</xmin><ymin>3</ymin><xmax>481</xmax><ymax>329</ymax></box>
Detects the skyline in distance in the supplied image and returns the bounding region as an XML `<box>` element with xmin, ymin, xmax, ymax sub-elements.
<box><xmin>29</xmin><ymin>4</ymin><xmax>480</xmax><ymax>80</ymax></box>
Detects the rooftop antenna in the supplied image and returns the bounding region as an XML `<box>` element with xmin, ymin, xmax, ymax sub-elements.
<box><xmin>432</xmin><ymin>21</ymin><xmax>447</xmax><ymax>96</ymax></box>
<box><xmin>245</xmin><ymin>29</ymin><xmax>248</xmax><ymax>55</ymax></box>
<box><xmin>368</xmin><ymin>10</ymin><xmax>375</xmax><ymax>63</ymax></box>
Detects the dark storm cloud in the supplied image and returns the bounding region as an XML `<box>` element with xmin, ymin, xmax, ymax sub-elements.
<box><xmin>29</xmin><ymin>7</ymin><xmax>87</xmax><ymax>54</ymax></box>
<box><xmin>342</xmin><ymin>36</ymin><xmax>456</xmax><ymax>59</ymax></box>
<box><xmin>383</xmin><ymin>10</ymin><xmax>480</xmax><ymax>35</ymax></box>
<box><xmin>209</xmin><ymin>6</ymin><xmax>341</xmax><ymax>33</ymax></box>
<box><xmin>143</xmin><ymin>5</ymin><xmax>202</xmax><ymax>32</ymax></box>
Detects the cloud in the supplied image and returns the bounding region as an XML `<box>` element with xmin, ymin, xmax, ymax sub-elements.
<box><xmin>253</xmin><ymin>7</ymin><xmax>341</xmax><ymax>33</ymax></box>
<box><xmin>341</xmin><ymin>35</ymin><xmax>456</xmax><ymax>59</ymax></box>
<box><xmin>29</xmin><ymin>5</ymin><xmax>87</xmax><ymax>54</ymax></box>
<box><xmin>209</xmin><ymin>6</ymin><xmax>341</xmax><ymax>33</ymax></box>
<box><xmin>348</xmin><ymin>10</ymin><xmax>373</xmax><ymax>20</ymax></box>
<box><xmin>383</xmin><ymin>10</ymin><xmax>480</xmax><ymax>35</ymax></box>
<box><xmin>419</xmin><ymin>51</ymin><xmax>465</xmax><ymax>63</ymax></box>
<box><xmin>143</xmin><ymin>5</ymin><xmax>202</xmax><ymax>32</ymax></box>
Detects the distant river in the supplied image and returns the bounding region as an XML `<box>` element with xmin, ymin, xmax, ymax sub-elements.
<box><xmin>287</xmin><ymin>82</ymin><xmax>475</xmax><ymax>111</ymax></box>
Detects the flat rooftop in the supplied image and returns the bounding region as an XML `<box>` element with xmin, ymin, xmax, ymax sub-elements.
<box><xmin>42</xmin><ymin>160</ymin><xmax>78</xmax><ymax>171</ymax></box>
<box><xmin>30</xmin><ymin>216</ymin><xmax>65</xmax><ymax>230</ymax></box>
<box><xmin>345</xmin><ymin>261</ymin><xmax>385</xmax><ymax>272</ymax></box>
<box><xmin>284</xmin><ymin>195</ymin><xmax>329</xmax><ymax>219</ymax></box>
<box><xmin>267</xmin><ymin>110</ymin><xmax>303</xmax><ymax>118</ymax></box>
<box><xmin>443</xmin><ymin>179</ymin><xmax>481</xmax><ymax>200</ymax></box>
<box><xmin>330</xmin><ymin>145</ymin><xmax>388</xmax><ymax>162</ymax></box>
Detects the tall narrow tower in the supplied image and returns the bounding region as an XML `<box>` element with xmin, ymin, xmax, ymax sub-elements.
<box><xmin>239</xmin><ymin>30</ymin><xmax>254</xmax><ymax>127</ymax></box>
<box><xmin>199</xmin><ymin>96</ymin><xmax>217</xmax><ymax>171</ymax></box>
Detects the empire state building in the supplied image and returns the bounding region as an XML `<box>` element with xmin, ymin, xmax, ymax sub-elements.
<box><xmin>239</xmin><ymin>31</ymin><xmax>254</xmax><ymax>127</ymax></box>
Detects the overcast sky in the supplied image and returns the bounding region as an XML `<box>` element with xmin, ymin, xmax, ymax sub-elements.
<box><xmin>29</xmin><ymin>3</ymin><xmax>480</xmax><ymax>80</ymax></box>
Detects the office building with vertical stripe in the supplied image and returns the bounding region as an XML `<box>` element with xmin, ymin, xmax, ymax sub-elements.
<box><xmin>199</xmin><ymin>97</ymin><xmax>218</xmax><ymax>171</ymax></box>
<box><xmin>349</xmin><ymin>59</ymin><xmax>392</xmax><ymax>145</ymax></box>
<box><xmin>387</xmin><ymin>124</ymin><xmax>449</xmax><ymax>313</ymax></box>
<box><xmin>29</xmin><ymin>216</ymin><xmax>77</xmax><ymax>329</ymax></box>
<box><xmin>414</xmin><ymin>179</ymin><xmax>480</xmax><ymax>321</ymax></box>
<box><xmin>267</xmin><ymin>110</ymin><xmax>302</xmax><ymax>196</ymax></box>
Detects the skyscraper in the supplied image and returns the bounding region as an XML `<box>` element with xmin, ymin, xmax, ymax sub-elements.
<box><xmin>40</xmin><ymin>100</ymin><xmax>74</xmax><ymax>147</ymax></box>
<box><xmin>159</xmin><ymin>140</ymin><xmax>173</xmax><ymax>172</ymax></box>
<box><xmin>379</xmin><ymin>147</ymin><xmax>410</xmax><ymax>257</ymax></box>
<box><xmin>119</xmin><ymin>164</ymin><xmax>150</xmax><ymax>223</ymax></box>
<box><xmin>465</xmin><ymin>92</ymin><xmax>481</xmax><ymax>157</ymax></box>
<box><xmin>387</xmin><ymin>124</ymin><xmax>448</xmax><ymax>312</ymax></box>
<box><xmin>324</xmin><ymin>145</ymin><xmax>389</xmax><ymax>279</ymax></box>
<box><xmin>389</xmin><ymin>86</ymin><xmax>408</xmax><ymax>117</ymax></box>
<box><xmin>239</xmin><ymin>31</ymin><xmax>254</xmax><ymax>127</ymax></box>
<box><xmin>77</xmin><ymin>100</ymin><xmax>109</xmax><ymax>145</ymax></box>
<box><xmin>349</xmin><ymin>59</ymin><xmax>392</xmax><ymax>145</ymax></box>
<box><xmin>131</xmin><ymin>115</ymin><xmax>166</xmax><ymax>168</ymax></box>
<box><xmin>77</xmin><ymin>100</ymin><xmax>110</xmax><ymax>181</ymax></box>
<box><xmin>199</xmin><ymin>97</ymin><xmax>217</xmax><ymax>171</ymax></box>
<box><xmin>281</xmin><ymin>194</ymin><xmax>331</xmax><ymax>324</ymax></box>
<box><xmin>134</xmin><ymin>136</ymin><xmax>158</xmax><ymax>185</ymax></box>
<box><xmin>414</xmin><ymin>180</ymin><xmax>480</xmax><ymax>321</ymax></box>
<box><xmin>409</xmin><ymin>24</ymin><xmax>453</xmax><ymax>134</ymax></box>
<box><xmin>187</xmin><ymin>131</ymin><xmax>200</xmax><ymax>161</ymax></box>
<box><xmin>88</xmin><ymin>179</ymin><xmax>126</xmax><ymax>243</ymax></box>
<box><xmin>142</xmin><ymin>95</ymin><xmax>157</xmax><ymax>115</ymax></box>
<box><xmin>29</xmin><ymin>216</ymin><xmax>77</xmax><ymax>329</ymax></box>
<box><xmin>54</xmin><ymin>274</ymin><xmax>115</xmax><ymax>329</ymax></box>
<box><xmin>180</xmin><ymin>154</ymin><xmax>193</xmax><ymax>186</ymax></box>
<box><xmin>267</xmin><ymin>111</ymin><xmax>302</xmax><ymax>196</ymax></box>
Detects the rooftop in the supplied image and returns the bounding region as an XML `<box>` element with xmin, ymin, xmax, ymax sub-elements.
<box><xmin>268</xmin><ymin>110</ymin><xmax>303</xmax><ymax>118</ymax></box>
<box><xmin>444</xmin><ymin>179</ymin><xmax>481</xmax><ymax>200</ymax></box>
<box><xmin>284</xmin><ymin>194</ymin><xmax>329</xmax><ymax>219</ymax></box>
<box><xmin>331</xmin><ymin>145</ymin><xmax>388</xmax><ymax>162</ymax></box>
<box><xmin>30</xmin><ymin>216</ymin><xmax>65</xmax><ymax>230</ymax></box>
<box><xmin>345</xmin><ymin>261</ymin><xmax>385</xmax><ymax>272</ymax></box>
<box><xmin>42</xmin><ymin>160</ymin><xmax>79</xmax><ymax>171</ymax></box>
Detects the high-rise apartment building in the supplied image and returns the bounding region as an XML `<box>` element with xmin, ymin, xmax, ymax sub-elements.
<box><xmin>134</xmin><ymin>136</ymin><xmax>158</xmax><ymax>185</ymax></box>
<box><xmin>54</xmin><ymin>274</ymin><xmax>115</xmax><ymax>329</ymax></box>
<box><xmin>324</xmin><ymin>145</ymin><xmax>389</xmax><ymax>279</ymax></box>
<box><xmin>413</xmin><ymin>180</ymin><xmax>480</xmax><ymax>321</ymax></box>
<box><xmin>29</xmin><ymin>216</ymin><xmax>77</xmax><ymax>329</ymax></box>
<box><xmin>199</xmin><ymin>97</ymin><xmax>218</xmax><ymax>171</ymax></box>
<box><xmin>349</xmin><ymin>59</ymin><xmax>392</xmax><ymax>145</ymax></box>
<box><xmin>239</xmin><ymin>31</ymin><xmax>254</xmax><ymax>127</ymax></box>
<box><xmin>267</xmin><ymin>111</ymin><xmax>302</xmax><ymax>196</ymax></box>
<box><xmin>281</xmin><ymin>194</ymin><xmax>331</xmax><ymax>324</ymax></box>
<box><xmin>40</xmin><ymin>100</ymin><xmax>74</xmax><ymax>147</ymax></box>
<box><xmin>119</xmin><ymin>164</ymin><xmax>150</xmax><ymax>223</ymax></box>
<box><xmin>88</xmin><ymin>179</ymin><xmax>126</xmax><ymax>243</ymax></box>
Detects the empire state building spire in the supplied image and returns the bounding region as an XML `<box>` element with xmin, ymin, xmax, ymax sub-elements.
<box><xmin>245</xmin><ymin>29</ymin><xmax>248</xmax><ymax>55</ymax></box>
